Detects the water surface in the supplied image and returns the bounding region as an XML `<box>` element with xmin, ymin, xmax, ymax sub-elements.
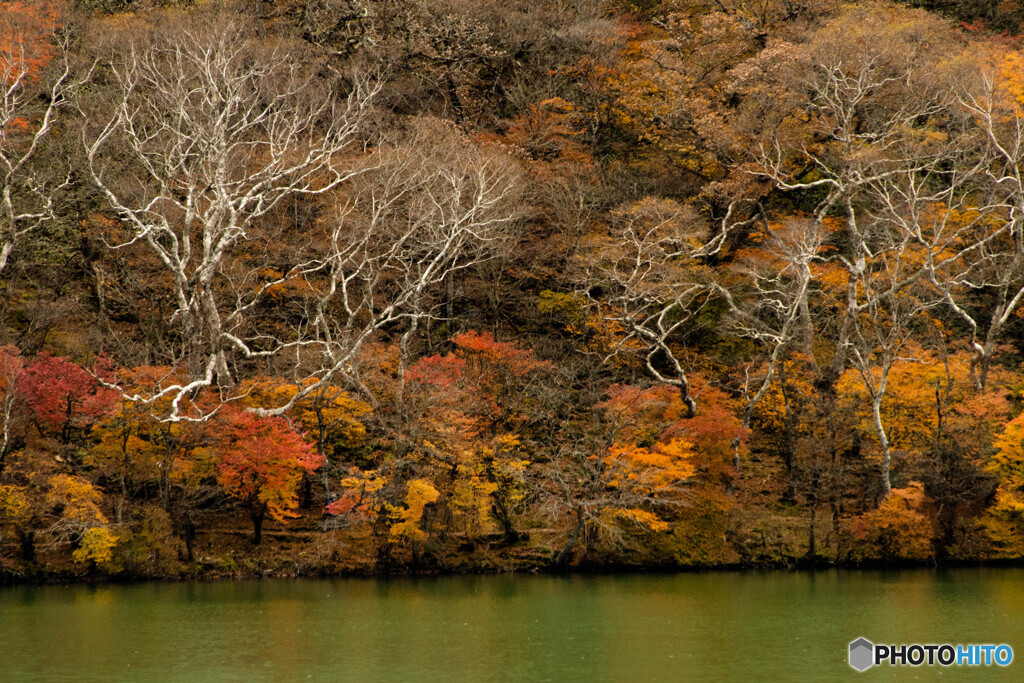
<box><xmin>1</xmin><ymin>569</ymin><xmax>1021</xmax><ymax>681</ymax></box>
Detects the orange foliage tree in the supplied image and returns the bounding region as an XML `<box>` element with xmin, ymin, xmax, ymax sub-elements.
<box><xmin>405</xmin><ymin>331</ymin><xmax>551</xmax><ymax>540</ymax></box>
<box><xmin>331</xmin><ymin>331</ymin><xmax>551</xmax><ymax>559</ymax></box>
<box><xmin>213</xmin><ymin>408</ymin><xmax>323</xmax><ymax>544</ymax></box>
<box><xmin>600</xmin><ymin>376</ymin><xmax>745</xmax><ymax>480</ymax></box>
<box><xmin>0</xmin><ymin>1</ymin><xmax>58</xmax><ymax>80</ymax></box>
<box><xmin>234</xmin><ymin>376</ymin><xmax>369</xmax><ymax>503</ymax></box>
<box><xmin>537</xmin><ymin>380</ymin><xmax>704</xmax><ymax>567</ymax></box>
<box><xmin>849</xmin><ymin>482</ymin><xmax>938</xmax><ymax>563</ymax></box>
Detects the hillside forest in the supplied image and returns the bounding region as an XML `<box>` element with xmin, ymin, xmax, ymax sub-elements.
<box><xmin>5</xmin><ymin>0</ymin><xmax>1024</xmax><ymax>579</ymax></box>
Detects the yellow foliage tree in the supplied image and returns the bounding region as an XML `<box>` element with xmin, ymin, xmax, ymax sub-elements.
<box><xmin>389</xmin><ymin>479</ymin><xmax>440</xmax><ymax>544</ymax></box>
<box><xmin>0</xmin><ymin>482</ymin><xmax>28</xmax><ymax>560</ymax></box>
<box><xmin>72</xmin><ymin>527</ymin><xmax>118</xmax><ymax>566</ymax></box>
<box><xmin>45</xmin><ymin>473</ymin><xmax>119</xmax><ymax>565</ymax></box>
<box><xmin>240</xmin><ymin>377</ymin><xmax>369</xmax><ymax>459</ymax></box>
<box><xmin>981</xmin><ymin>413</ymin><xmax>1024</xmax><ymax>557</ymax></box>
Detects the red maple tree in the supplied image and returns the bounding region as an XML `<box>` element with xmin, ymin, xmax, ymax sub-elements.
<box><xmin>17</xmin><ymin>353</ymin><xmax>116</xmax><ymax>444</ymax></box>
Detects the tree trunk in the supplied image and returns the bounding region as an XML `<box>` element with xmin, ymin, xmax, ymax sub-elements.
<box><xmin>301</xmin><ymin>474</ymin><xmax>313</xmax><ymax>509</ymax></box>
<box><xmin>871</xmin><ymin>397</ymin><xmax>892</xmax><ymax>498</ymax></box>
<box><xmin>183</xmin><ymin>518</ymin><xmax>196</xmax><ymax>562</ymax></box>
<box><xmin>445</xmin><ymin>72</ymin><xmax>464</xmax><ymax>125</ymax></box>
<box><xmin>553</xmin><ymin>508</ymin><xmax>585</xmax><ymax>568</ymax></box>
<box><xmin>251</xmin><ymin>502</ymin><xmax>267</xmax><ymax>545</ymax></box>
<box><xmin>806</xmin><ymin>500</ymin><xmax>817</xmax><ymax>559</ymax></box>
<box><xmin>446</xmin><ymin>272</ymin><xmax>455</xmax><ymax>322</ymax></box>
<box><xmin>491</xmin><ymin>498</ymin><xmax>520</xmax><ymax>544</ymax></box>
<box><xmin>18</xmin><ymin>529</ymin><xmax>35</xmax><ymax>563</ymax></box>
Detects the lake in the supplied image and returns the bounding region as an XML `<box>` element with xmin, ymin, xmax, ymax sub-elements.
<box><xmin>1</xmin><ymin>569</ymin><xmax>1022</xmax><ymax>681</ymax></box>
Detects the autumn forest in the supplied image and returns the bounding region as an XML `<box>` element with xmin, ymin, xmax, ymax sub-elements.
<box><xmin>4</xmin><ymin>0</ymin><xmax>1024</xmax><ymax>580</ymax></box>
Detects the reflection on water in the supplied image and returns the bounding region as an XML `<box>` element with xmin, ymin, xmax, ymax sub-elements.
<box><xmin>1</xmin><ymin>569</ymin><xmax>1022</xmax><ymax>681</ymax></box>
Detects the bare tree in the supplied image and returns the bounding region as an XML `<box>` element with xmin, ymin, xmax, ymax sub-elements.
<box><xmin>720</xmin><ymin>219</ymin><xmax>821</xmax><ymax>428</ymax></box>
<box><xmin>576</xmin><ymin>7</ymin><xmax>970</xmax><ymax>497</ymax></box>
<box><xmin>82</xmin><ymin>10</ymin><xmax>378</xmax><ymax>418</ymax></box>
<box><xmin>727</xmin><ymin>5</ymin><xmax>969</xmax><ymax>494</ymax></box>
<box><xmin>924</xmin><ymin>53</ymin><xmax>1024</xmax><ymax>390</ymax></box>
<box><xmin>576</xmin><ymin>198</ymin><xmax>716</xmax><ymax>417</ymax></box>
<box><xmin>0</xmin><ymin>346</ymin><xmax>24</xmax><ymax>473</ymax></box>
<box><xmin>849</xmin><ymin>216</ymin><xmax>943</xmax><ymax>497</ymax></box>
<box><xmin>0</xmin><ymin>15</ymin><xmax>84</xmax><ymax>275</ymax></box>
<box><xmin>287</xmin><ymin>117</ymin><xmax>524</xmax><ymax>413</ymax></box>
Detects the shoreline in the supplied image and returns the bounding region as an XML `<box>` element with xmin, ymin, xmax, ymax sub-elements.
<box><xmin>5</xmin><ymin>556</ymin><xmax>1024</xmax><ymax>588</ymax></box>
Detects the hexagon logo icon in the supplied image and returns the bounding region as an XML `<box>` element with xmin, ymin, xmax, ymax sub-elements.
<box><xmin>849</xmin><ymin>638</ymin><xmax>875</xmax><ymax>672</ymax></box>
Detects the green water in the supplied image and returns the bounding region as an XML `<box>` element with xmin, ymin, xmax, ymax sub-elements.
<box><xmin>1</xmin><ymin>569</ymin><xmax>1022</xmax><ymax>681</ymax></box>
